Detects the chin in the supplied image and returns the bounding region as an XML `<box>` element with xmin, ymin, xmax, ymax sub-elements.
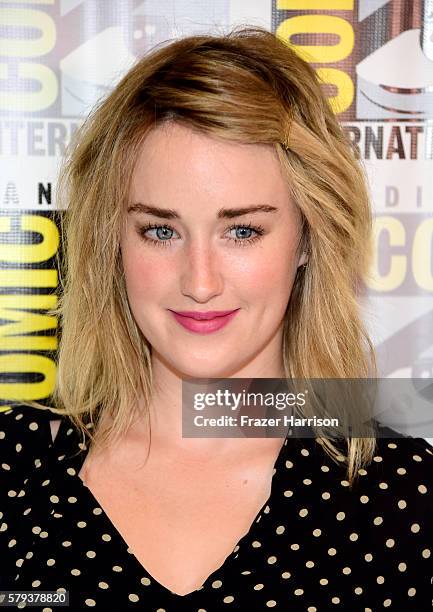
<box><xmin>166</xmin><ymin>355</ymin><xmax>241</xmax><ymax>380</ymax></box>
<box><xmin>179</xmin><ymin>364</ymin><xmax>236</xmax><ymax>380</ymax></box>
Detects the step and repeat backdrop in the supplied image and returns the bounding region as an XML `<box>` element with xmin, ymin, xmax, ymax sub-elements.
<box><xmin>1</xmin><ymin>1</ymin><xmax>432</xmax><ymax>429</ymax></box>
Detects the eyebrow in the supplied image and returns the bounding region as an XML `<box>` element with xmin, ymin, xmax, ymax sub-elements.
<box><xmin>127</xmin><ymin>202</ymin><xmax>279</xmax><ymax>220</ymax></box>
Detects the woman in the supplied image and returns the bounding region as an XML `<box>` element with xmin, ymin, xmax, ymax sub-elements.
<box><xmin>1</xmin><ymin>26</ymin><xmax>432</xmax><ymax>611</ymax></box>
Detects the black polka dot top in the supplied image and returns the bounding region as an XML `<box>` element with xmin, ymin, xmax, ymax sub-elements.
<box><xmin>1</xmin><ymin>405</ymin><xmax>433</xmax><ymax>611</ymax></box>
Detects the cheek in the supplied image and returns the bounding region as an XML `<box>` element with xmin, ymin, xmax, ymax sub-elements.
<box><xmin>121</xmin><ymin>245</ymin><xmax>172</xmax><ymax>298</ymax></box>
<box><xmin>226</xmin><ymin>248</ymin><xmax>296</xmax><ymax>296</ymax></box>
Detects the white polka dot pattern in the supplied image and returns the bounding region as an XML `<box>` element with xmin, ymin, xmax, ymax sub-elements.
<box><xmin>1</xmin><ymin>406</ymin><xmax>433</xmax><ymax>610</ymax></box>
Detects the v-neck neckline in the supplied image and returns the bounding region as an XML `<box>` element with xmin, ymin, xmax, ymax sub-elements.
<box><xmin>52</xmin><ymin>414</ymin><xmax>292</xmax><ymax>599</ymax></box>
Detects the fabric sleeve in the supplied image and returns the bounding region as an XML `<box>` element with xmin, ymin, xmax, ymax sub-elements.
<box><xmin>0</xmin><ymin>405</ymin><xmax>56</xmax><ymax>588</ymax></box>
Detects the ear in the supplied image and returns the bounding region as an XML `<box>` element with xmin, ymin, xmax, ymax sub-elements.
<box><xmin>297</xmin><ymin>251</ymin><xmax>308</xmax><ymax>267</ymax></box>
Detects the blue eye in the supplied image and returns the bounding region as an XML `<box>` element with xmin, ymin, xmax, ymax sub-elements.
<box><xmin>136</xmin><ymin>224</ymin><xmax>177</xmax><ymax>247</ymax></box>
<box><xmin>136</xmin><ymin>222</ymin><xmax>265</xmax><ymax>248</ymax></box>
<box><xmin>152</xmin><ymin>226</ymin><xmax>174</xmax><ymax>241</ymax></box>
<box><xmin>228</xmin><ymin>225</ymin><xmax>257</xmax><ymax>242</ymax></box>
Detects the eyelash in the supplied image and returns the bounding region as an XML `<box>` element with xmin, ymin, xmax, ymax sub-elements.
<box><xmin>136</xmin><ymin>221</ymin><xmax>266</xmax><ymax>248</ymax></box>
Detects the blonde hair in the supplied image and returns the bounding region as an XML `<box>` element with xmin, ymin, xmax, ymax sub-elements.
<box><xmin>23</xmin><ymin>25</ymin><xmax>377</xmax><ymax>486</ymax></box>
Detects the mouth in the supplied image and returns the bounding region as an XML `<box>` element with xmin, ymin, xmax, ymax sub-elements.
<box><xmin>168</xmin><ymin>309</ymin><xmax>240</xmax><ymax>334</ymax></box>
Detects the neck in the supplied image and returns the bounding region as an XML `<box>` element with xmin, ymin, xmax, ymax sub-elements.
<box><xmin>131</xmin><ymin>347</ymin><xmax>287</xmax><ymax>460</ymax></box>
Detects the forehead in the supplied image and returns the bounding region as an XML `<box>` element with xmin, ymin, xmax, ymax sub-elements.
<box><xmin>129</xmin><ymin>122</ymin><xmax>292</xmax><ymax>208</ymax></box>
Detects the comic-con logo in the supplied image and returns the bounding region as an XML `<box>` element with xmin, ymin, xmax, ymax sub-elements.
<box><xmin>272</xmin><ymin>0</ymin><xmax>433</xmax><ymax>120</ymax></box>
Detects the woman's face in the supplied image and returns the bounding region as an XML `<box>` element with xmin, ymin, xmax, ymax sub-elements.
<box><xmin>120</xmin><ymin>121</ymin><xmax>307</xmax><ymax>379</ymax></box>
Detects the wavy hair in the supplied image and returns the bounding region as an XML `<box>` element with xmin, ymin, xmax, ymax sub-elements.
<box><xmin>23</xmin><ymin>25</ymin><xmax>377</xmax><ymax>486</ymax></box>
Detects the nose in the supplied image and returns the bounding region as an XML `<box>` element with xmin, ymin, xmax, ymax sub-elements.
<box><xmin>180</xmin><ymin>241</ymin><xmax>224</xmax><ymax>303</ymax></box>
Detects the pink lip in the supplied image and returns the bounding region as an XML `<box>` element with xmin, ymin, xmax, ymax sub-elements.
<box><xmin>169</xmin><ymin>309</ymin><xmax>240</xmax><ymax>334</ymax></box>
<box><xmin>171</xmin><ymin>310</ymin><xmax>238</xmax><ymax>320</ymax></box>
